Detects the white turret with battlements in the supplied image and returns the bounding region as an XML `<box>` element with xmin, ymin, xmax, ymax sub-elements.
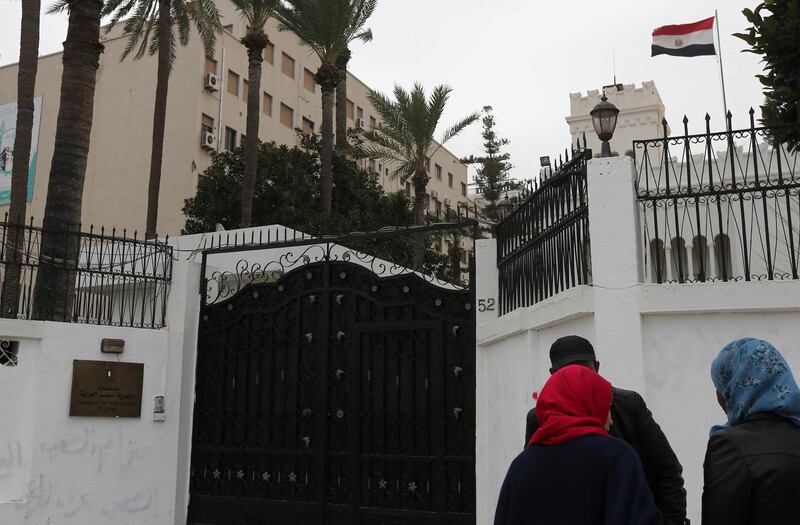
<box><xmin>566</xmin><ymin>81</ymin><xmax>669</xmax><ymax>157</ymax></box>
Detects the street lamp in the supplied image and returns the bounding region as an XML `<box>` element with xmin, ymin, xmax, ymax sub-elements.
<box><xmin>497</xmin><ymin>194</ymin><xmax>514</xmax><ymax>220</ymax></box>
<box><xmin>590</xmin><ymin>94</ymin><xmax>619</xmax><ymax>158</ymax></box>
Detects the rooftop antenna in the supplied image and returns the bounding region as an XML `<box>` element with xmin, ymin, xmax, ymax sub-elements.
<box><xmin>613</xmin><ymin>49</ymin><xmax>617</xmax><ymax>86</ymax></box>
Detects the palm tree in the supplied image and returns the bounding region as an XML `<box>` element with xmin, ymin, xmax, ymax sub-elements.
<box><xmin>1</xmin><ymin>0</ymin><xmax>41</xmax><ymax>318</ymax></box>
<box><xmin>231</xmin><ymin>0</ymin><xmax>280</xmax><ymax>227</ymax></box>
<box><xmin>275</xmin><ymin>0</ymin><xmax>376</xmax><ymax>216</ymax></box>
<box><xmin>362</xmin><ymin>83</ymin><xmax>478</xmax><ymax>267</ymax></box>
<box><xmin>33</xmin><ymin>0</ymin><xmax>105</xmax><ymax>321</ymax></box>
<box><xmin>103</xmin><ymin>0</ymin><xmax>220</xmax><ymax>238</ymax></box>
<box><xmin>335</xmin><ymin>46</ymin><xmax>350</xmax><ymax>148</ymax></box>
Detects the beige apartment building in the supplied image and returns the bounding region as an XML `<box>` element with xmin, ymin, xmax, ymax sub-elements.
<box><xmin>0</xmin><ymin>2</ymin><xmax>470</xmax><ymax>236</ymax></box>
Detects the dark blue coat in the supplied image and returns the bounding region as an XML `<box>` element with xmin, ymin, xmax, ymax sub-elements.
<box><xmin>494</xmin><ymin>435</ymin><xmax>662</xmax><ymax>525</ymax></box>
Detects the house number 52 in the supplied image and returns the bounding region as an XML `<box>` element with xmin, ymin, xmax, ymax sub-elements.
<box><xmin>477</xmin><ymin>298</ymin><xmax>496</xmax><ymax>312</ymax></box>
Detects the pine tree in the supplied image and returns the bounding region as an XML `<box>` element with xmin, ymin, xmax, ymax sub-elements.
<box><xmin>462</xmin><ymin>106</ymin><xmax>517</xmax><ymax>225</ymax></box>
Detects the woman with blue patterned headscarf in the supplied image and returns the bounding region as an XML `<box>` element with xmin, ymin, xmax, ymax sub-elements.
<box><xmin>702</xmin><ymin>338</ymin><xmax>800</xmax><ymax>525</ymax></box>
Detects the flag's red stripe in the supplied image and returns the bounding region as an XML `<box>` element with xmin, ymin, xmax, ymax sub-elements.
<box><xmin>652</xmin><ymin>16</ymin><xmax>714</xmax><ymax>37</ymax></box>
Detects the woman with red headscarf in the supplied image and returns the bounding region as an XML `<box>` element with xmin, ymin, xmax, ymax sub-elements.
<box><xmin>494</xmin><ymin>365</ymin><xmax>661</xmax><ymax>525</ymax></box>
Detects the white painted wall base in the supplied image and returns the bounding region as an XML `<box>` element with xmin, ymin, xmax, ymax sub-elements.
<box><xmin>0</xmin><ymin>261</ymin><xmax>201</xmax><ymax>525</ymax></box>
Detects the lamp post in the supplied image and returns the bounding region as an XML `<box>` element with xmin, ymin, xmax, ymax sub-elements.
<box><xmin>590</xmin><ymin>94</ymin><xmax>619</xmax><ymax>158</ymax></box>
<box><xmin>497</xmin><ymin>194</ymin><xmax>513</xmax><ymax>221</ymax></box>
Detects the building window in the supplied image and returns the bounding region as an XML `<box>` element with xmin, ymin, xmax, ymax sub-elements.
<box><xmin>368</xmin><ymin>159</ymin><xmax>376</xmax><ymax>172</ymax></box>
<box><xmin>346</xmin><ymin>100</ymin><xmax>354</xmax><ymax>120</ymax></box>
<box><xmin>448</xmin><ymin>172</ymin><xmax>453</xmax><ymax>188</ymax></box>
<box><xmin>281</xmin><ymin>52</ymin><xmax>295</xmax><ymax>78</ymax></box>
<box><xmin>369</xmin><ymin>116</ymin><xmax>377</xmax><ymax>129</ymax></box>
<box><xmin>227</xmin><ymin>70</ymin><xmax>239</xmax><ymax>96</ymax></box>
<box><xmin>280</xmin><ymin>103</ymin><xmax>294</xmax><ymax>128</ymax></box>
<box><xmin>692</xmin><ymin>235</ymin><xmax>709</xmax><ymax>281</ymax></box>
<box><xmin>435</xmin><ymin>164</ymin><xmax>442</xmax><ymax>180</ymax></box>
<box><xmin>263</xmin><ymin>92</ymin><xmax>273</xmax><ymax>116</ymax></box>
<box><xmin>386</xmin><ymin>168</ymin><xmax>390</xmax><ymax>178</ymax></box>
<box><xmin>302</xmin><ymin>117</ymin><xmax>315</xmax><ymax>135</ymax></box>
<box><xmin>378</xmin><ymin>163</ymin><xmax>382</xmax><ymax>173</ymax></box>
<box><xmin>224</xmin><ymin>126</ymin><xmax>237</xmax><ymax>150</ymax></box>
<box><xmin>201</xmin><ymin>113</ymin><xmax>215</xmax><ymax>135</ymax></box>
<box><xmin>204</xmin><ymin>56</ymin><xmax>217</xmax><ymax>75</ymax></box>
<box><xmin>649</xmin><ymin>239</ymin><xmax>666</xmax><ymax>283</ymax></box>
<box><xmin>242</xmin><ymin>79</ymin><xmax>249</xmax><ymax>101</ymax></box>
<box><xmin>714</xmin><ymin>234</ymin><xmax>733</xmax><ymax>280</ymax></box>
<box><xmin>426</xmin><ymin>158</ymin><xmax>431</xmax><ymax>172</ymax></box>
<box><xmin>240</xmin><ymin>134</ymin><xmax>246</xmax><ymax>147</ymax></box>
<box><xmin>435</xmin><ymin>200</ymin><xmax>442</xmax><ymax>216</ymax></box>
<box><xmin>357</xmin><ymin>106</ymin><xmax>364</xmax><ymax>121</ymax></box>
<box><xmin>670</xmin><ymin>237</ymin><xmax>688</xmax><ymax>282</ymax></box>
<box><xmin>264</xmin><ymin>42</ymin><xmax>275</xmax><ymax>65</ymax></box>
<box><xmin>303</xmin><ymin>68</ymin><xmax>316</xmax><ymax>92</ymax></box>
<box><xmin>460</xmin><ymin>182</ymin><xmax>466</xmax><ymax>196</ymax></box>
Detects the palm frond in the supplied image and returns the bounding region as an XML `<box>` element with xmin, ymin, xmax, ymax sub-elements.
<box><xmin>438</xmin><ymin>113</ymin><xmax>481</xmax><ymax>146</ymax></box>
<box><xmin>363</xmin><ymin>83</ymin><xmax>478</xmax><ymax>177</ymax></box>
<box><xmin>105</xmin><ymin>0</ymin><xmax>221</xmax><ymax>66</ymax></box>
<box><xmin>275</xmin><ymin>0</ymin><xmax>376</xmax><ymax>65</ymax></box>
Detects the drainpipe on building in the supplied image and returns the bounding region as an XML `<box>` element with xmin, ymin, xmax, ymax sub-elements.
<box><xmin>216</xmin><ymin>47</ymin><xmax>226</xmax><ymax>152</ymax></box>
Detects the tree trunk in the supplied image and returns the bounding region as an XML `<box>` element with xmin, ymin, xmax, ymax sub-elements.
<box><xmin>1</xmin><ymin>0</ymin><xmax>40</xmax><ymax>318</ymax></box>
<box><xmin>317</xmin><ymin>64</ymin><xmax>338</xmax><ymax>217</ymax></box>
<box><xmin>335</xmin><ymin>49</ymin><xmax>350</xmax><ymax>149</ymax></box>
<box><xmin>240</xmin><ymin>30</ymin><xmax>267</xmax><ymax>228</ymax></box>
<box><xmin>33</xmin><ymin>0</ymin><xmax>103</xmax><ymax>322</ymax></box>
<box><xmin>144</xmin><ymin>0</ymin><xmax>172</xmax><ymax>240</ymax></box>
<box><xmin>412</xmin><ymin>169</ymin><xmax>429</xmax><ymax>268</ymax></box>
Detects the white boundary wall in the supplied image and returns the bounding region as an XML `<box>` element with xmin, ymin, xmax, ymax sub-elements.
<box><xmin>0</xmin><ymin>261</ymin><xmax>201</xmax><ymax>525</ymax></box>
<box><xmin>475</xmin><ymin>157</ymin><xmax>800</xmax><ymax>524</ymax></box>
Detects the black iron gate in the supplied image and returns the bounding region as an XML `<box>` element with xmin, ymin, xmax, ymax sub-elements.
<box><xmin>188</xmin><ymin>224</ymin><xmax>476</xmax><ymax>525</ymax></box>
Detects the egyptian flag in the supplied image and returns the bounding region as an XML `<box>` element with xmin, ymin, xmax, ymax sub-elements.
<box><xmin>652</xmin><ymin>16</ymin><xmax>717</xmax><ymax>57</ymax></box>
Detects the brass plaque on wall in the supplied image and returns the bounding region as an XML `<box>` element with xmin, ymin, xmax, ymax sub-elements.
<box><xmin>69</xmin><ymin>360</ymin><xmax>144</xmax><ymax>418</ymax></box>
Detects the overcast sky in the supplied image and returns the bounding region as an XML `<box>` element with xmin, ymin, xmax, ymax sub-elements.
<box><xmin>0</xmin><ymin>0</ymin><xmax>764</xmax><ymax>182</ymax></box>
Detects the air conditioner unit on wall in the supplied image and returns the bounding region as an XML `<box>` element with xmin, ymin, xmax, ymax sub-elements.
<box><xmin>431</xmin><ymin>190</ymin><xmax>439</xmax><ymax>199</ymax></box>
<box><xmin>357</xmin><ymin>118</ymin><xmax>366</xmax><ymax>129</ymax></box>
<box><xmin>201</xmin><ymin>131</ymin><xmax>217</xmax><ymax>150</ymax></box>
<box><xmin>204</xmin><ymin>73</ymin><xmax>220</xmax><ymax>92</ymax></box>
<box><xmin>444</xmin><ymin>198</ymin><xmax>451</xmax><ymax>206</ymax></box>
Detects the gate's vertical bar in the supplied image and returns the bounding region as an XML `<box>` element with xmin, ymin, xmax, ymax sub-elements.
<box><xmin>776</xmin><ymin>135</ymin><xmax>798</xmax><ymax>278</ymax></box>
<box><xmin>317</xmin><ymin>261</ymin><xmax>331</xmax><ymax>523</ymax></box>
<box><xmin>707</xmin><ymin>115</ymin><xmax>727</xmax><ymax>281</ymax></box>
<box><xmin>729</xmin><ymin>111</ymin><xmax>750</xmax><ymax>280</ymax></box>
<box><xmin>751</xmin><ymin>109</ymin><xmax>773</xmax><ymax>279</ymax></box>
<box><xmin>430</xmin><ymin>323</ymin><xmax>447</xmax><ymax>522</ymax></box>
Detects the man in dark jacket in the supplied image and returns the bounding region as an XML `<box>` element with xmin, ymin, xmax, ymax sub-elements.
<box><xmin>525</xmin><ymin>335</ymin><xmax>688</xmax><ymax>525</ymax></box>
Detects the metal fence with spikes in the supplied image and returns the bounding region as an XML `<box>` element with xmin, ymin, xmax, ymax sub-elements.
<box><xmin>633</xmin><ymin>111</ymin><xmax>800</xmax><ymax>283</ymax></box>
<box><xmin>0</xmin><ymin>216</ymin><xmax>173</xmax><ymax>327</ymax></box>
<box><xmin>496</xmin><ymin>138</ymin><xmax>593</xmax><ymax>314</ymax></box>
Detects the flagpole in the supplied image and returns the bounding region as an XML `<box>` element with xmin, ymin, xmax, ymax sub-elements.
<box><xmin>715</xmin><ymin>9</ymin><xmax>731</xmax><ymax>130</ymax></box>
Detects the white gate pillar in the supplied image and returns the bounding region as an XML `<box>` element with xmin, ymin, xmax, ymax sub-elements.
<box><xmin>587</xmin><ymin>156</ymin><xmax>646</xmax><ymax>393</ymax></box>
